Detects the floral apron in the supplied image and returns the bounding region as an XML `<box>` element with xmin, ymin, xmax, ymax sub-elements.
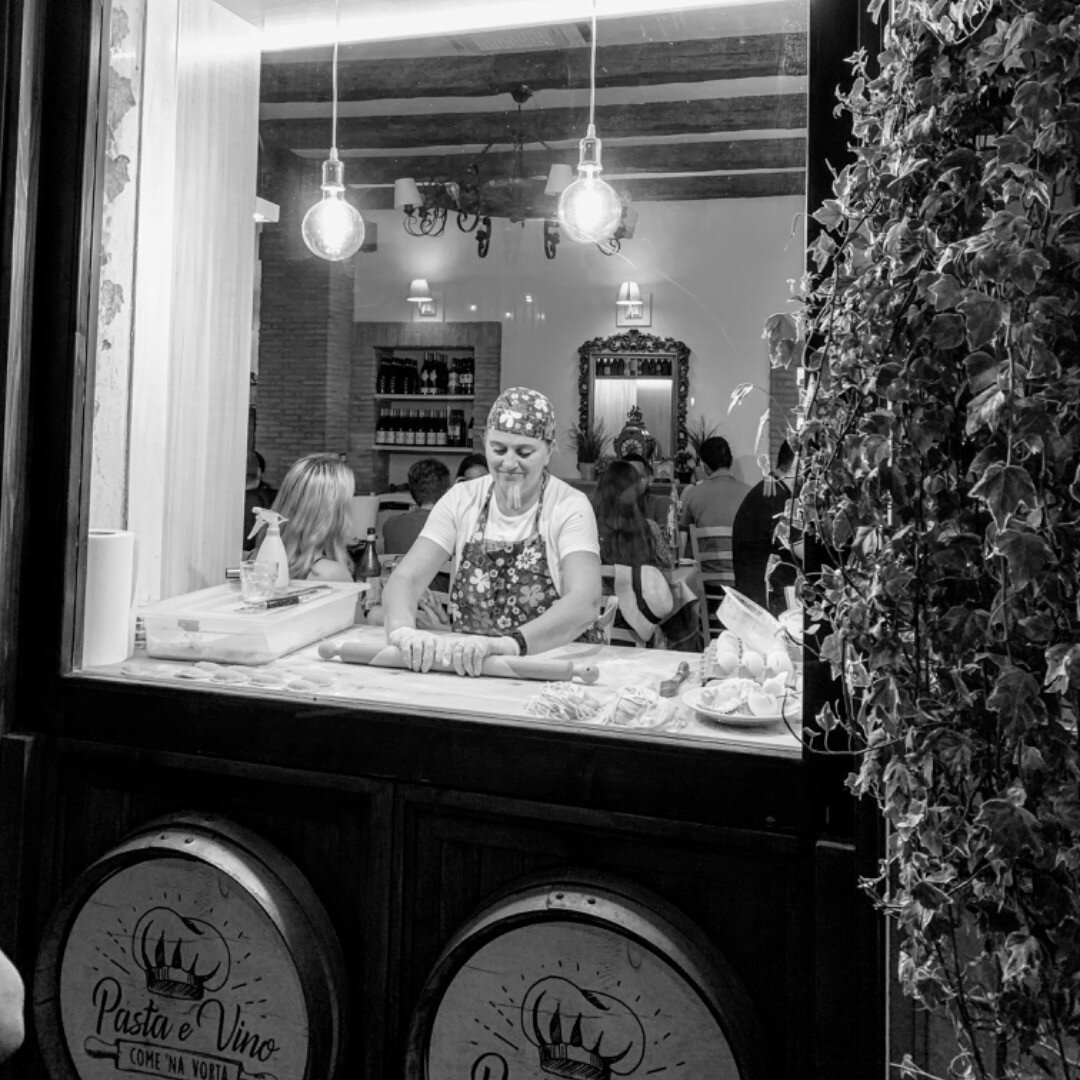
<box><xmin>449</xmin><ymin>476</ymin><xmax>603</xmax><ymax>643</ymax></box>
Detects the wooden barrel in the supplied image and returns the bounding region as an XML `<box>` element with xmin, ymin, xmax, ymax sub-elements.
<box><xmin>34</xmin><ymin>813</ymin><xmax>348</xmax><ymax>1080</ymax></box>
<box><xmin>405</xmin><ymin>869</ymin><xmax>768</xmax><ymax>1080</ymax></box>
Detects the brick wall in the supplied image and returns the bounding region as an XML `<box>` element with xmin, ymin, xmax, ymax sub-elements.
<box><xmin>769</xmin><ymin>361</ymin><xmax>799</xmax><ymax>465</ymax></box>
<box><xmin>255</xmin><ymin>224</ymin><xmax>354</xmax><ymax>488</ymax></box>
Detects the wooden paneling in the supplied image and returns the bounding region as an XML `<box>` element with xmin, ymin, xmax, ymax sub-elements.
<box><xmin>392</xmin><ymin>786</ymin><xmax>809</xmax><ymax>1077</ymax></box>
<box><xmin>261</xmin><ymin>95</ymin><xmax>808</xmax><ymax>153</ymax></box>
<box><xmin>261</xmin><ymin>34</ymin><xmax>808</xmax><ymax>102</ymax></box>
<box><xmin>158</xmin><ymin>0</ymin><xmax>260</xmax><ymax>596</ymax></box>
<box><xmin>37</xmin><ymin>740</ymin><xmax>395</xmax><ymax>1080</ymax></box>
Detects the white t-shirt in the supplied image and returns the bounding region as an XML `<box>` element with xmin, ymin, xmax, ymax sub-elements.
<box><xmin>419</xmin><ymin>474</ymin><xmax>600</xmax><ymax>594</ymax></box>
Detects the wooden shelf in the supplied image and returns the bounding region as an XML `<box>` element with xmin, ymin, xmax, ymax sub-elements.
<box><xmin>374</xmin><ymin>394</ymin><xmax>475</xmax><ymax>402</ymax></box>
<box><xmin>373</xmin><ymin>445</ymin><xmax>476</xmax><ymax>454</ymax></box>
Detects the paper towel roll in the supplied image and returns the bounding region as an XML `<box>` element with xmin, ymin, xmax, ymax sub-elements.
<box><xmin>83</xmin><ymin>529</ymin><xmax>137</xmax><ymax>667</ymax></box>
<box><xmin>347</xmin><ymin>495</ymin><xmax>380</xmax><ymax>541</ymax></box>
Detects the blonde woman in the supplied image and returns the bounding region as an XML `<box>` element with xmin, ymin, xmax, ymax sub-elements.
<box><xmin>271</xmin><ymin>453</ymin><xmax>355</xmax><ymax>582</ymax></box>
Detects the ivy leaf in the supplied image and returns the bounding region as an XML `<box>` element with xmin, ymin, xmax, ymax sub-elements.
<box><xmin>986</xmin><ymin>667</ymin><xmax>1046</xmax><ymax>724</ymax></box>
<box><xmin>928</xmin><ymin>273</ymin><xmax>964</xmax><ymax>310</ymax></box>
<box><xmin>1044</xmin><ymin>644</ymin><xmax>1080</xmax><ymax>694</ymax></box>
<box><xmin>958</xmin><ymin>290</ymin><xmax>1007</xmax><ymax>348</ymax></box>
<box><xmin>994</xmin><ymin>528</ymin><xmax>1052</xmax><ymax>589</ymax></box>
<box><xmin>970</xmin><ymin>463</ymin><xmax>1038</xmax><ymax>527</ymax></box>
<box><xmin>728</xmin><ymin>382</ymin><xmax>755</xmax><ymax>414</ymax></box>
<box><xmin>965</xmin><ymin>386</ymin><xmax>1005</xmax><ymax>435</ymax></box>
<box><xmin>964</xmin><ymin>351</ymin><xmax>1000</xmax><ymax>395</ymax></box>
<box><xmin>928</xmin><ymin>313</ymin><xmax>965</xmax><ymax>349</ymax></box>
<box><xmin>812</xmin><ymin>199</ymin><xmax>844</xmax><ymax>231</ymax></box>
<box><xmin>1000</xmin><ymin>933</ymin><xmax>1041</xmax><ymax>984</ymax></box>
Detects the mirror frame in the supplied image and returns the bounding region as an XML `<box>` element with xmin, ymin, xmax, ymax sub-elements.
<box><xmin>577</xmin><ymin>329</ymin><xmax>691</xmax><ymax>460</ymax></box>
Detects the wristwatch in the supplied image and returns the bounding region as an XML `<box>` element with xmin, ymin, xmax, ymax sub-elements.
<box><xmin>509</xmin><ymin>629</ymin><xmax>529</xmax><ymax>656</ymax></box>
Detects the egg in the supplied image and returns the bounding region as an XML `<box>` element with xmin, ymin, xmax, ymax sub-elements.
<box><xmin>761</xmin><ymin>673</ymin><xmax>789</xmax><ymax>697</ymax></box>
<box><xmin>718</xmin><ymin>631</ymin><xmax>742</xmax><ymax>656</ymax></box>
<box><xmin>766</xmin><ymin>649</ymin><xmax>793</xmax><ymax>677</ymax></box>
<box><xmin>741</xmin><ymin>650</ymin><xmax>765</xmax><ymax>679</ymax></box>
<box><xmin>714</xmin><ymin>648</ymin><xmax>741</xmax><ymax>676</ymax></box>
<box><xmin>747</xmin><ymin>689</ymin><xmax>779</xmax><ymax>717</ymax></box>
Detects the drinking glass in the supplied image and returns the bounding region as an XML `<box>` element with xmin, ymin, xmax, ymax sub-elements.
<box><xmin>239</xmin><ymin>560</ymin><xmax>276</xmax><ymax>602</ymax></box>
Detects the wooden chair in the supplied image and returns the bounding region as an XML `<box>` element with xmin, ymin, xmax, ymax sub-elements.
<box><xmin>596</xmin><ymin>595</ymin><xmax>619</xmax><ymax>645</ymax></box>
<box><xmin>598</xmin><ymin>565</ymin><xmax>650</xmax><ymax>648</ymax></box>
<box><xmin>688</xmin><ymin>525</ymin><xmax>735</xmax><ymax>641</ymax></box>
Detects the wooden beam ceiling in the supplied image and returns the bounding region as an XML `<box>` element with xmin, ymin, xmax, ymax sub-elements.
<box><xmin>323</xmin><ymin>138</ymin><xmax>807</xmax><ymax>184</ymax></box>
<box><xmin>260</xmin><ymin>95</ymin><xmax>807</xmax><ymax>152</ymax></box>
<box><xmin>346</xmin><ymin>171</ymin><xmax>805</xmax><ymax>216</ymax></box>
<box><xmin>260</xmin><ymin>33</ymin><xmax>807</xmax><ymax>102</ymax></box>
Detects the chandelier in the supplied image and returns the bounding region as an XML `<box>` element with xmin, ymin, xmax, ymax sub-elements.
<box><xmin>392</xmin><ymin>84</ymin><xmax>635</xmax><ymax>259</ymax></box>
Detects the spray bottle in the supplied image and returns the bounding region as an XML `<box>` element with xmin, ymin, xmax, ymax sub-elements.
<box><xmin>248</xmin><ymin>508</ymin><xmax>290</xmax><ymax>591</ymax></box>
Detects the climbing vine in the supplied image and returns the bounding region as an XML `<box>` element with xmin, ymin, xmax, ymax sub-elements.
<box><xmin>778</xmin><ymin>1</ymin><xmax>1080</xmax><ymax>1075</ymax></box>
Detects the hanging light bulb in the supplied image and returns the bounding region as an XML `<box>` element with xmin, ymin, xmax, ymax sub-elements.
<box><xmin>302</xmin><ymin>1</ymin><xmax>365</xmax><ymax>261</ymax></box>
<box><xmin>557</xmin><ymin>0</ymin><xmax>623</xmax><ymax>245</ymax></box>
<box><xmin>303</xmin><ymin>149</ymin><xmax>365</xmax><ymax>261</ymax></box>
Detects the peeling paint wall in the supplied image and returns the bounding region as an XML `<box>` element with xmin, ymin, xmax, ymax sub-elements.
<box><xmin>90</xmin><ymin>0</ymin><xmax>146</xmax><ymax>528</ymax></box>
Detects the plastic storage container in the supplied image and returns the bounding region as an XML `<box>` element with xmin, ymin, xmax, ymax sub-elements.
<box><xmin>141</xmin><ymin>582</ymin><xmax>363</xmax><ymax>664</ymax></box>
<box><xmin>715</xmin><ymin>587</ymin><xmax>783</xmax><ymax>655</ymax></box>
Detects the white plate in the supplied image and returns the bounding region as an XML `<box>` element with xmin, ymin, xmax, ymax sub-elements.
<box><xmin>681</xmin><ymin>686</ymin><xmax>799</xmax><ymax>727</ymax></box>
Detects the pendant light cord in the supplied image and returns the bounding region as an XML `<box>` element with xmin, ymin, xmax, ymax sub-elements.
<box><xmin>588</xmin><ymin>0</ymin><xmax>597</xmax><ymax>127</ymax></box>
<box><xmin>331</xmin><ymin>0</ymin><xmax>341</xmax><ymax>152</ymax></box>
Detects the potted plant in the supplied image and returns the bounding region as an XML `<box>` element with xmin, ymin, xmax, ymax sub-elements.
<box><xmin>565</xmin><ymin>419</ymin><xmax>609</xmax><ymax>481</ymax></box>
<box><xmin>774</xmin><ymin>2</ymin><xmax>1080</xmax><ymax>1076</ymax></box>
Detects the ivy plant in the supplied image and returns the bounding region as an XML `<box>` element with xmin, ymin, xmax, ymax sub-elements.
<box><xmin>775</xmin><ymin>1</ymin><xmax>1080</xmax><ymax>1076</ymax></box>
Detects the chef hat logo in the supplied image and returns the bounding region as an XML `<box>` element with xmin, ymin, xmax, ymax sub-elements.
<box><xmin>521</xmin><ymin>976</ymin><xmax>646</xmax><ymax>1080</ymax></box>
<box><xmin>132</xmin><ymin>907</ymin><xmax>230</xmax><ymax>1001</ymax></box>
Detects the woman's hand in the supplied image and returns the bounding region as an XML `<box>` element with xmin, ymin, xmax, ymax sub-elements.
<box><xmin>388</xmin><ymin>626</ymin><xmax>441</xmax><ymax>672</ymax></box>
<box><xmin>440</xmin><ymin>635</ymin><xmax>516</xmax><ymax>677</ymax></box>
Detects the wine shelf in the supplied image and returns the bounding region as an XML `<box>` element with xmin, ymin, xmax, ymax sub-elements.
<box><xmin>373</xmin><ymin>445</ymin><xmax>477</xmax><ymax>454</ymax></box>
<box><xmin>373</xmin><ymin>394</ymin><xmax>475</xmax><ymax>402</ymax></box>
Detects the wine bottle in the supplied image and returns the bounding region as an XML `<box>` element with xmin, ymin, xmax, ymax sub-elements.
<box><xmin>359</xmin><ymin>527</ymin><xmax>382</xmax><ymax>606</ymax></box>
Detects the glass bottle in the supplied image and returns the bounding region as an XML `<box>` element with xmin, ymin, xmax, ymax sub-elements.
<box><xmin>359</xmin><ymin>526</ymin><xmax>382</xmax><ymax>605</ymax></box>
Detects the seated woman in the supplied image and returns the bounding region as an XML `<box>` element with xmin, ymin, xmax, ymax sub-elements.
<box><xmin>595</xmin><ymin>459</ymin><xmax>675</xmax><ymax>572</ymax></box>
<box><xmin>383</xmin><ymin>387</ymin><xmax>603</xmax><ymax>676</ymax></box>
<box><xmin>271</xmin><ymin>453</ymin><xmax>355</xmax><ymax>582</ymax></box>
<box><xmin>456</xmin><ymin>453</ymin><xmax>489</xmax><ymax>483</ymax></box>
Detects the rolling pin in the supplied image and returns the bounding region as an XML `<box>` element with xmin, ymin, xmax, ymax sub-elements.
<box><xmin>319</xmin><ymin>639</ymin><xmax>599</xmax><ymax>684</ymax></box>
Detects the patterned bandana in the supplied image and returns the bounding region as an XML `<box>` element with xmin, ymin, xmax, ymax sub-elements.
<box><xmin>486</xmin><ymin>387</ymin><xmax>557</xmax><ymax>443</ymax></box>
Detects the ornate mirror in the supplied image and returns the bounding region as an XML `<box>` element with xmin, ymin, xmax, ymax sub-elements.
<box><xmin>578</xmin><ymin>330</ymin><xmax>691</xmax><ymax>463</ymax></box>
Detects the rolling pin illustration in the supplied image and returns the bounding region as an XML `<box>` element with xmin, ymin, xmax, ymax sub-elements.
<box><xmin>318</xmin><ymin>640</ymin><xmax>599</xmax><ymax>684</ymax></box>
<box><xmin>84</xmin><ymin>1037</ymin><xmax>277</xmax><ymax>1080</ymax></box>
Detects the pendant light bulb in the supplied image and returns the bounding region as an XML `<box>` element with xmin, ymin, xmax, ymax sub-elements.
<box><xmin>303</xmin><ymin>150</ymin><xmax>365</xmax><ymax>262</ymax></box>
<box><xmin>557</xmin><ymin>126</ymin><xmax>622</xmax><ymax>244</ymax></box>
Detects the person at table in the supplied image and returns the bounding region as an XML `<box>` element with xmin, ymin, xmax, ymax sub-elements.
<box><xmin>383</xmin><ymin>458</ymin><xmax>452</xmax><ymax>555</ymax></box>
<box><xmin>270</xmin><ymin>452</ymin><xmax>355</xmax><ymax>582</ymax></box>
<box><xmin>242</xmin><ymin>450</ymin><xmax>276</xmax><ymax>554</ymax></box>
<box><xmin>732</xmin><ymin>440</ymin><xmax>798</xmax><ymax>615</ymax></box>
<box><xmin>620</xmin><ymin>452</ymin><xmax>672</xmax><ymax>530</ymax></box>
<box><xmin>594</xmin><ymin>459</ymin><xmax>678</xmax><ymax>646</ymax></box>
<box><xmin>679</xmin><ymin>436</ymin><xmax>750</xmax><ymax>533</ymax></box>
<box><xmin>595</xmin><ymin>460</ymin><xmax>674</xmax><ymax>572</ymax></box>
<box><xmin>455</xmin><ymin>453</ymin><xmax>489</xmax><ymax>483</ymax></box>
<box><xmin>383</xmin><ymin>387</ymin><xmax>603</xmax><ymax>676</ymax></box>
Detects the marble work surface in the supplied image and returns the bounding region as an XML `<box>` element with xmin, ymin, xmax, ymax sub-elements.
<box><xmin>95</xmin><ymin>626</ymin><xmax>802</xmax><ymax>757</ymax></box>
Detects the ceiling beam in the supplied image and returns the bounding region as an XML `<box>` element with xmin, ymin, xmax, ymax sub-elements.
<box><xmin>345</xmin><ymin>170</ymin><xmax>805</xmax><ymax>215</ymax></box>
<box><xmin>317</xmin><ymin>138</ymin><xmax>806</xmax><ymax>183</ymax></box>
<box><xmin>260</xmin><ymin>95</ymin><xmax>807</xmax><ymax>152</ymax></box>
<box><xmin>260</xmin><ymin>33</ymin><xmax>807</xmax><ymax>102</ymax></box>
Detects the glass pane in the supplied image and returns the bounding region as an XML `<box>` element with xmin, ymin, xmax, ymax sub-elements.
<box><xmin>78</xmin><ymin>0</ymin><xmax>808</xmax><ymax>749</ymax></box>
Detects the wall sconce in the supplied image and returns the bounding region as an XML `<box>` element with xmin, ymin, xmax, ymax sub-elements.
<box><xmin>616</xmin><ymin>281</ymin><xmax>651</xmax><ymax>327</ymax></box>
<box><xmin>407</xmin><ymin>278</ymin><xmax>441</xmax><ymax>322</ymax></box>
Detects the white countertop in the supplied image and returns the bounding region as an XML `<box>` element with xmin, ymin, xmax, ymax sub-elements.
<box><xmin>92</xmin><ymin>626</ymin><xmax>802</xmax><ymax>758</ymax></box>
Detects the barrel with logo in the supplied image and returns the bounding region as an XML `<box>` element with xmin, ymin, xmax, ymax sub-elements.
<box><xmin>405</xmin><ymin>870</ymin><xmax>768</xmax><ymax>1080</ymax></box>
<box><xmin>34</xmin><ymin>813</ymin><xmax>348</xmax><ymax>1080</ymax></box>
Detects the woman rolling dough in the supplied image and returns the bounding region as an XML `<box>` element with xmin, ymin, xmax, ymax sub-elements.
<box><xmin>383</xmin><ymin>387</ymin><xmax>602</xmax><ymax>675</ymax></box>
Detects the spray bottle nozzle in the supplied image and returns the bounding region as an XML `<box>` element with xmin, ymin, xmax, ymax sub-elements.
<box><xmin>248</xmin><ymin>507</ymin><xmax>287</xmax><ymax>540</ymax></box>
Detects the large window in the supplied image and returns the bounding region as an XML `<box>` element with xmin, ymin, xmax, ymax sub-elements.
<box><xmin>77</xmin><ymin>0</ymin><xmax>809</xmax><ymax>746</ymax></box>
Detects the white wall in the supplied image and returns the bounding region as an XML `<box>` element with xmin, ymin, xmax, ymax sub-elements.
<box><xmin>354</xmin><ymin>195</ymin><xmax>805</xmax><ymax>482</ymax></box>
